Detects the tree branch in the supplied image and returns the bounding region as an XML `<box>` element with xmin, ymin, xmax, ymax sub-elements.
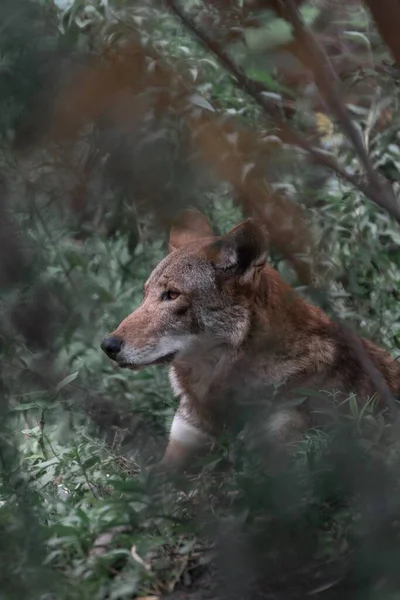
<box><xmin>363</xmin><ymin>0</ymin><xmax>400</xmax><ymax>67</ymax></box>
<box><xmin>163</xmin><ymin>0</ymin><xmax>400</xmax><ymax>223</ymax></box>
<box><xmin>280</xmin><ymin>0</ymin><xmax>400</xmax><ymax>220</ymax></box>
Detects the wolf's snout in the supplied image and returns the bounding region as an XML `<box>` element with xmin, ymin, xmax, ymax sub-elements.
<box><xmin>101</xmin><ymin>336</ymin><xmax>123</xmax><ymax>360</ymax></box>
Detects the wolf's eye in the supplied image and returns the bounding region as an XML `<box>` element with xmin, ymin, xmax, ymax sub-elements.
<box><xmin>161</xmin><ymin>290</ymin><xmax>180</xmax><ymax>301</ymax></box>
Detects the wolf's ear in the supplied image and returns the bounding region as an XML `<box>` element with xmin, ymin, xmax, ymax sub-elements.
<box><xmin>169</xmin><ymin>209</ymin><xmax>215</xmax><ymax>252</ymax></box>
<box><xmin>207</xmin><ymin>219</ymin><xmax>268</xmax><ymax>278</ymax></box>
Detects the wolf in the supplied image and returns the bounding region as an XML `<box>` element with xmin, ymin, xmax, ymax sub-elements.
<box><xmin>101</xmin><ymin>209</ymin><xmax>400</xmax><ymax>470</ymax></box>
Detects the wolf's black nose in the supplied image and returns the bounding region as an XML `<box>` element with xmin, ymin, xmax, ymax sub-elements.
<box><xmin>101</xmin><ymin>336</ymin><xmax>123</xmax><ymax>359</ymax></box>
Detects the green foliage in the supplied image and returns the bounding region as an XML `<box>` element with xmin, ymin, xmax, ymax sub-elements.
<box><xmin>0</xmin><ymin>0</ymin><xmax>400</xmax><ymax>599</ymax></box>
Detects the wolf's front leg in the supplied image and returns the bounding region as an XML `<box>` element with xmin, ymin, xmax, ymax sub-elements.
<box><xmin>161</xmin><ymin>403</ymin><xmax>214</xmax><ymax>471</ymax></box>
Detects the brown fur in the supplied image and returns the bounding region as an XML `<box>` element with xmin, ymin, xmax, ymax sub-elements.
<box><xmin>101</xmin><ymin>210</ymin><xmax>400</xmax><ymax>470</ymax></box>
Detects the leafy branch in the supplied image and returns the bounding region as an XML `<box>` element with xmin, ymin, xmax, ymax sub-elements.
<box><xmin>164</xmin><ymin>0</ymin><xmax>400</xmax><ymax>223</ymax></box>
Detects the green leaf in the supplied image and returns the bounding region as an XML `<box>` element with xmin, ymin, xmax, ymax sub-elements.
<box><xmin>343</xmin><ymin>30</ymin><xmax>371</xmax><ymax>51</ymax></box>
<box><xmin>12</xmin><ymin>402</ymin><xmax>43</xmax><ymax>411</ymax></box>
<box><xmin>56</xmin><ymin>371</ymin><xmax>79</xmax><ymax>394</ymax></box>
<box><xmin>188</xmin><ymin>94</ymin><xmax>215</xmax><ymax>112</ymax></box>
<box><xmin>349</xmin><ymin>394</ymin><xmax>359</xmax><ymax>418</ymax></box>
<box><xmin>245</xmin><ymin>7</ymin><xmax>318</xmax><ymax>51</ymax></box>
<box><xmin>245</xmin><ymin>19</ymin><xmax>293</xmax><ymax>51</ymax></box>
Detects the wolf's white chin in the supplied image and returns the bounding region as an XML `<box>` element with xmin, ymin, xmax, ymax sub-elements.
<box><xmin>117</xmin><ymin>335</ymin><xmax>195</xmax><ymax>368</ymax></box>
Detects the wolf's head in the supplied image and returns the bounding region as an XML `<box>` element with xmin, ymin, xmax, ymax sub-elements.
<box><xmin>101</xmin><ymin>210</ymin><xmax>268</xmax><ymax>370</ymax></box>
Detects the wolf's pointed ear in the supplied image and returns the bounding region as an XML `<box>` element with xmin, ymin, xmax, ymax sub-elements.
<box><xmin>169</xmin><ymin>209</ymin><xmax>215</xmax><ymax>252</ymax></box>
<box><xmin>207</xmin><ymin>219</ymin><xmax>268</xmax><ymax>278</ymax></box>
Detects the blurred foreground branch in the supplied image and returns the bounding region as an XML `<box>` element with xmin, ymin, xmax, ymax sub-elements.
<box><xmin>49</xmin><ymin>41</ymin><xmax>314</xmax><ymax>283</ymax></box>
<box><xmin>363</xmin><ymin>0</ymin><xmax>400</xmax><ymax>67</ymax></box>
<box><xmin>164</xmin><ymin>0</ymin><xmax>400</xmax><ymax>224</ymax></box>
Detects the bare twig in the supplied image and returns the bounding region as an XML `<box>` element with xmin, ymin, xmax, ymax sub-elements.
<box><xmin>163</xmin><ymin>0</ymin><xmax>400</xmax><ymax>223</ymax></box>
<box><xmin>37</xmin><ymin>408</ymin><xmax>48</xmax><ymax>459</ymax></box>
